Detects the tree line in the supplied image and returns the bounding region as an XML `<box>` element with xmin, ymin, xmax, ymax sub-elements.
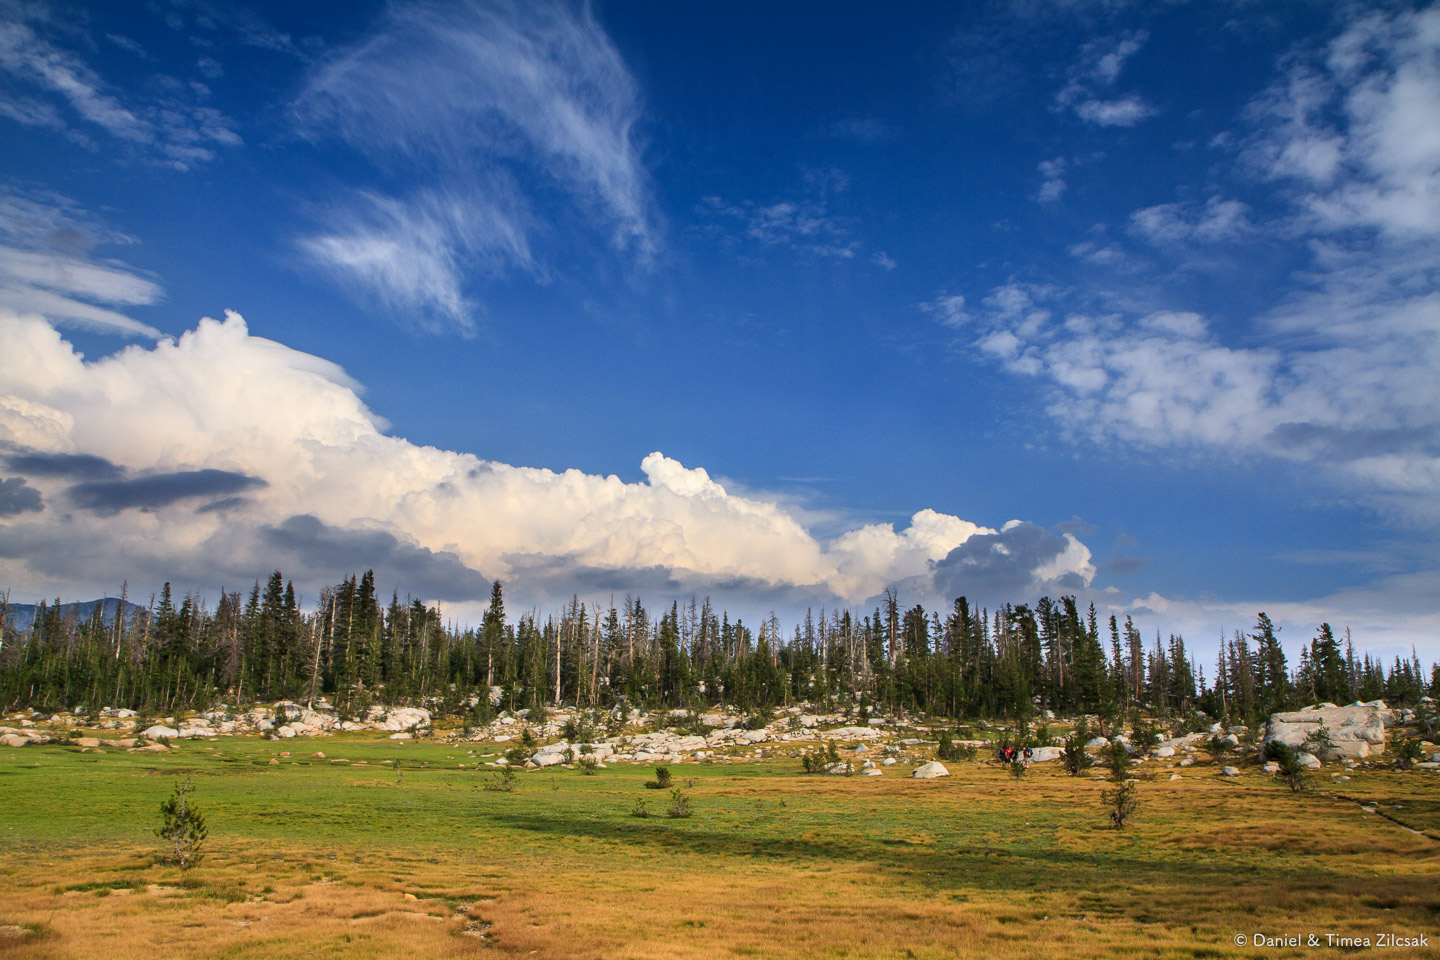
<box><xmin>1</xmin><ymin>573</ymin><xmax>1435</xmax><ymax>725</ymax></box>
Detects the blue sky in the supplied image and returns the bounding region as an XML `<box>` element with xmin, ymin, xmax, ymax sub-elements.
<box><xmin>1</xmin><ymin>0</ymin><xmax>1437</xmax><ymax>663</ymax></box>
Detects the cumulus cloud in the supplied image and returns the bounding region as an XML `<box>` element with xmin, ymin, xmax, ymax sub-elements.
<box><xmin>0</xmin><ymin>309</ymin><xmax>1089</xmax><ymax>614</ymax></box>
<box><xmin>259</xmin><ymin>514</ymin><xmax>488</xmax><ymax>602</ymax></box>
<box><xmin>294</xmin><ymin>0</ymin><xmax>656</xmax><ymax>332</ymax></box>
<box><xmin>932</xmin><ymin>521</ymin><xmax>1095</xmax><ymax>607</ymax></box>
<box><xmin>66</xmin><ymin>468</ymin><xmax>265</xmax><ymax>514</ymax></box>
<box><xmin>3</xmin><ymin>450</ymin><xmax>123</xmax><ymax>481</ymax></box>
<box><xmin>0</xmin><ymin>476</ymin><xmax>42</xmax><ymax>516</ymax></box>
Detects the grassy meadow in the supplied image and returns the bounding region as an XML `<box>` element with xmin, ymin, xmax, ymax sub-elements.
<box><xmin>2</xmin><ymin>735</ymin><xmax>1438</xmax><ymax>959</ymax></box>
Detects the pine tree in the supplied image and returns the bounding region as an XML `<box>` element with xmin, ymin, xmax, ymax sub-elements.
<box><xmin>157</xmin><ymin>775</ymin><xmax>208</xmax><ymax>870</ymax></box>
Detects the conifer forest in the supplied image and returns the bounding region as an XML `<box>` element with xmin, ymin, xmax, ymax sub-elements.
<box><xmin>4</xmin><ymin>573</ymin><xmax>1435</xmax><ymax>723</ymax></box>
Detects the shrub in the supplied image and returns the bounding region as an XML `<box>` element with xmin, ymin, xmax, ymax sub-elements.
<box><xmin>560</xmin><ymin>716</ymin><xmax>595</xmax><ymax>744</ymax></box>
<box><xmin>937</xmin><ymin>730</ymin><xmax>956</xmax><ymax>760</ymax></box>
<box><xmin>1202</xmin><ymin>734</ymin><xmax>1233</xmax><ymax>762</ymax></box>
<box><xmin>800</xmin><ymin>740</ymin><xmax>844</xmax><ymax>774</ymax></box>
<box><xmin>1007</xmin><ymin>758</ymin><xmax>1026</xmax><ymax>780</ymax></box>
<box><xmin>483</xmin><ymin>768</ymin><xmax>517</xmax><ymax>792</ymax></box>
<box><xmin>743</xmin><ymin>712</ymin><xmax>769</xmax><ymax>731</ymax></box>
<box><xmin>1060</xmin><ymin>731</ymin><xmax>1093</xmax><ymax>776</ymax></box>
<box><xmin>666</xmin><ymin>789</ymin><xmax>692</xmax><ymax>819</ymax></box>
<box><xmin>157</xmin><ymin>775</ymin><xmax>207</xmax><ymax>870</ymax></box>
<box><xmin>631</xmin><ymin>798</ymin><xmax>650</xmax><ymax>818</ymax></box>
<box><xmin>1393</xmin><ymin>736</ymin><xmax>1425</xmax><ymax>771</ymax></box>
<box><xmin>645</xmin><ymin>765</ymin><xmax>673</xmax><ymax>790</ymax></box>
<box><xmin>1102</xmin><ymin>780</ymin><xmax>1139</xmax><ymax>828</ymax></box>
<box><xmin>578</xmin><ymin>756</ymin><xmax>600</xmax><ymax>776</ymax></box>
<box><xmin>1130</xmin><ymin>714</ymin><xmax>1160</xmax><ymax>752</ymax></box>
<box><xmin>504</xmin><ymin>747</ymin><xmax>529</xmax><ymax>767</ymax></box>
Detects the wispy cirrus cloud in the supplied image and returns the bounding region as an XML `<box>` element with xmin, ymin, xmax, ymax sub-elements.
<box><xmin>0</xmin><ymin>187</ymin><xmax>162</xmax><ymax>338</ymax></box>
<box><xmin>698</xmin><ymin>168</ymin><xmax>881</xmax><ymax>264</ymax></box>
<box><xmin>0</xmin><ymin>5</ymin><xmax>242</xmax><ymax>170</ymax></box>
<box><xmin>161</xmin><ymin>0</ymin><xmax>305</xmax><ymax>59</ymax></box>
<box><xmin>298</xmin><ymin>185</ymin><xmax>534</xmax><ymax>336</ymax></box>
<box><xmin>293</xmin><ymin>0</ymin><xmax>657</xmax><ymax>334</ymax></box>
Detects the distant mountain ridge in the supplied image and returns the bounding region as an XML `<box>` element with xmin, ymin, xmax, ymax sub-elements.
<box><xmin>3</xmin><ymin>597</ymin><xmax>147</xmax><ymax>634</ymax></box>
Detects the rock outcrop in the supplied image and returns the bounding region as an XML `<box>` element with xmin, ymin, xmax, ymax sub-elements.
<box><xmin>1265</xmin><ymin>703</ymin><xmax>1386</xmax><ymax>759</ymax></box>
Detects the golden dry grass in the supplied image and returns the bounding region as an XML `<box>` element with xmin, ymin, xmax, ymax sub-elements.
<box><xmin>2</xmin><ymin>739</ymin><xmax>1438</xmax><ymax>959</ymax></box>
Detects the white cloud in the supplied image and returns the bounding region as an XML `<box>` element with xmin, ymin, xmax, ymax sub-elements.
<box><xmin>0</xmin><ymin>310</ymin><xmax>1087</xmax><ymax>615</ymax></box>
<box><xmin>1245</xmin><ymin>7</ymin><xmax>1440</xmax><ymax>237</ymax></box>
<box><xmin>1104</xmin><ymin>569</ymin><xmax>1440</xmax><ymax>666</ymax></box>
<box><xmin>1073</xmin><ymin>95</ymin><xmax>1157</xmax><ymax>127</ymax></box>
<box><xmin>920</xmin><ymin>293</ymin><xmax>969</xmax><ymax>329</ymax></box>
<box><xmin>0</xmin><ymin>8</ymin><xmax>242</xmax><ymax>170</ymax></box>
<box><xmin>699</xmin><ymin>186</ymin><xmax>861</xmax><ymax>262</ymax></box>
<box><xmin>1037</xmin><ymin>157</ymin><xmax>1067</xmax><ymax>202</ymax></box>
<box><xmin>293</xmin><ymin>0</ymin><xmax>656</xmax><ymax>329</ymax></box>
<box><xmin>1056</xmin><ymin>31</ymin><xmax>1158</xmax><ymax>127</ymax></box>
<box><xmin>300</xmin><ymin>186</ymin><xmax>533</xmax><ymax>336</ymax></box>
<box><xmin>932</xmin><ymin>9</ymin><xmax>1440</xmax><ymax>529</ymax></box>
<box><xmin>0</xmin><ymin>17</ymin><xmax>149</xmax><ymax>141</ymax></box>
<box><xmin>1129</xmin><ymin>196</ymin><xmax>1253</xmax><ymax>245</ymax></box>
<box><xmin>0</xmin><ymin>188</ymin><xmax>161</xmax><ymax>339</ymax></box>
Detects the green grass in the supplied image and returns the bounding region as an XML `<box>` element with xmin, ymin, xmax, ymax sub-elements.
<box><xmin>2</xmin><ymin>736</ymin><xmax>1438</xmax><ymax>958</ymax></box>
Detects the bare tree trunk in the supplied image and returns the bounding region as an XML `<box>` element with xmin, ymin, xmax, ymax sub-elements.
<box><xmin>306</xmin><ymin>602</ymin><xmax>324</xmax><ymax>710</ymax></box>
<box><xmin>589</xmin><ymin>609</ymin><xmax>601</xmax><ymax>706</ymax></box>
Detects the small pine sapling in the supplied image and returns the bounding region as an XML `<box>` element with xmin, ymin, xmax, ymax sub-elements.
<box><xmin>1101</xmin><ymin>780</ymin><xmax>1139</xmax><ymax>828</ymax></box>
<box><xmin>1267</xmin><ymin>742</ymin><xmax>1310</xmax><ymax>792</ymax></box>
<box><xmin>1060</xmin><ymin>731</ymin><xmax>1093</xmax><ymax>776</ymax></box>
<box><xmin>1302</xmin><ymin>725</ymin><xmax>1335</xmax><ymax>761</ymax></box>
<box><xmin>666</xmin><ymin>789</ymin><xmax>692</xmax><ymax>819</ymax></box>
<box><xmin>157</xmin><ymin>775</ymin><xmax>207</xmax><ymax>870</ymax></box>
<box><xmin>1104</xmin><ymin>740</ymin><xmax>1131</xmax><ymax>781</ymax></box>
